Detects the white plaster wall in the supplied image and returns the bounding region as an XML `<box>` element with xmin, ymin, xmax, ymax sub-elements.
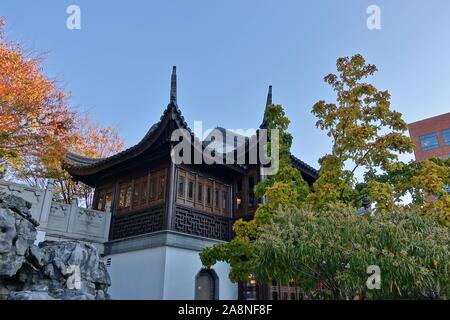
<box><xmin>105</xmin><ymin>246</ymin><xmax>237</xmax><ymax>300</ymax></box>
<box><xmin>163</xmin><ymin>246</ymin><xmax>237</xmax><ymax>300</ymax></box>
<box><xmin>106</xmin><ymin>247</ymin><xmax>166</xmax><ymax>300</ymax></box>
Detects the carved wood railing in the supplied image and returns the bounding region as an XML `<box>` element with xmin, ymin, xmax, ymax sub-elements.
<box><xmin>173</xmin><ymin>205</ymin><xmax>232</xmax><ymax>241</ymax></box>
<box><xmin>110</xmin><ymin>205</ymin><xmax>165</xmax><ymax>240</ymax></box>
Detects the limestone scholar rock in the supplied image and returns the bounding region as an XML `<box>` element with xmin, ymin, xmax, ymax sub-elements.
<box><xmin>0</xmin><ymin>192</ymin><xmax>111</xmax><ymax>300</ymax></box>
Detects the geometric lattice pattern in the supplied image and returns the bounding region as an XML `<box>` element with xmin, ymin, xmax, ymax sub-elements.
<box><xmin>174</xmin><ymin>205</ymin><xmax>231</xmax><ymax>241</ymax></box>
<box><xmin>111</xmin><ymin>205</ymin><xmax>165</xmax><ymax>240</ymax></box>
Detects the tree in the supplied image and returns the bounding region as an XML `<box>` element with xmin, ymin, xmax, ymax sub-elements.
<box><xmin>0</xmin><ymin>18</ymin><xmax>124</xmax><ymax>207</ymax></box>
<box><xmin>13</xmin><ymin>114</ymin><xmax>124</xmax><ymax>207</ymax></box>
<box><xmin>249</xmin><ymin>55</ymin><xmax>450</xmax><ymax>300</ymax></box>
<box><xmin>200</xmin><ymin>104</ymin><xmax>310</xmax><ymax>281</ymax></box>
<box><xmin>309</xmin><ymin>54</ymin><xmax>414</xmax><ymax>210</ymax></box>
<box><xmin>371</xmin><ymin>158</ymin><xmax>450</xmax><ymax>226</ymax></box>
<box><xmin>0</xmin><ymin>18</ymin><xmax>75</xmax><ymax>175</ymax></box>
<box><xmin>254</xmin><ymin>207</ymin><xmax>450</xmax><ymax>300</ymax></box>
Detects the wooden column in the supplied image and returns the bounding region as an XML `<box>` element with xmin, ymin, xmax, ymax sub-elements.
<box><xmin>108</xmin><ymin>179</ymin><xmax>120</xmax><ymax>241</ymax></box>
<box><xmin>166</xmin><ymin>158</ymin><xmax>176</xmax><ymax>230</ymax></box>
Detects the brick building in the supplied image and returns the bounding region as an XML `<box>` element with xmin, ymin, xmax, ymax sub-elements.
<box><xmin>408</xmin><ymin>112</ymin><xmax>450</xmax><ymax>161</ymax></box>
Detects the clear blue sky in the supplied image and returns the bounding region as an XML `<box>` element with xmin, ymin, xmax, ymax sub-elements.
<box><xmin>1</xmin><ymin>0</ymin><xmax>450</xmax><ymax>169</ymax></box>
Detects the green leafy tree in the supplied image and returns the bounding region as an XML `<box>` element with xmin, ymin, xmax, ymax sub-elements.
<box><xmin>254</xmin><ymin>207</ymin><xmax>450</xmax><ymax>300</ymax></box>
<box><xmin>309</xmin><ymin>54</ymin><xmax>414</xmax><ymax>210</ymax></box>
<box><xmin>371</xmin><ymin>158</ymin><xmax>450</xmax><ymax>226</ymax></box>
<box><xmin>200</xmin><ymin>104</ymin><xmax>310</xmax><ymax>281</ymax></box>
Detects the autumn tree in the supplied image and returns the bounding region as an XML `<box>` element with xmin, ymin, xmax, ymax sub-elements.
<box><xmin>309</xmin><ymin>54</ymin><xmax>414</xmax><ymax>210</ymax></box>
<box><xmin>200</xmin><ymin>104</ymin><xmax>310</xmax><ymax>281</ymax></box>
<box><xmin>13</xmin><ymin>114</ymin><xmax>124</xmax><ymax>207</ymax></box>
<box><xmin>0</xmin><ymin>18</ymin><xmax>75</xmax><ymax>176</ymax></box>
<box><xmin>371</xmin><ymin>158</ymin><xmax>450</xmax><ymax>226</ymax></box>
<box><xmin>0</xmin><ymin>18</ymin><xmax>124</xmax><ymax>207</ymax></box>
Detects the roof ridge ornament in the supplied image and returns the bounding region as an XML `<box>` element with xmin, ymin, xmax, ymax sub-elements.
<box><xmin>266</xmin><ymin>85</ymin><xmax>273</xmax><ymax>108</ymax></box>
<box><xmin>260</xmin><ymin>85</ymin><xmax>273</xmax><ymax>128</ymax></box>
<box><xmin>170</xmin><ymin>66</ymin><xmax>177</xmax><ymax>105</ymax></box>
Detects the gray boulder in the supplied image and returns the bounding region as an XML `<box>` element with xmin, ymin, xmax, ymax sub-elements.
<box><xmin>0</xmin><ymin>204</ymin><xmax>35</xmax><ymax>277</ymax></box>
<box><xmin>0</xmin><ymin>193</ymin><xmax>110</xmax><ymax>300</ymax></box>
<box><xmin>8</xmin><ymin>291</ymin><xmax>56</xmax><ymax>300</ymax></box>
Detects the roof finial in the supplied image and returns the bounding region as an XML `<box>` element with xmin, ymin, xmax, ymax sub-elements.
<box><xmin>266</xmin><ymin>85</ymin><xmax>273</xmax><ymax>108</ymax></box>
<box><xmin>260</xmin><ymin>85</ymin><xmax>273</xmax><ymax>129</ymax></box>
<box><xmin>170</xmin><ymin>66</ymin><xmax>177</xmax><ymax>104</ymax></box>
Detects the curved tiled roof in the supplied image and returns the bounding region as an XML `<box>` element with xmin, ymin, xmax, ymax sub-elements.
<box><xmin>63</xmin><ymin>102</ymin><xmax>192</xmax><ymax>172</ymax></box>
<box><xmin>63</xmin><ymin>68</ymin><xmax>318</xmax><ymax>180</ymax></box>
<box><xmin>291</xmin><ymin>155</ymin><xmax>318</xmax><ymax>180</ymax></box>
<box><xmin>64</xmin><ymin>103</ymin><xmax>318</xmax><ymax>180</ymax></box>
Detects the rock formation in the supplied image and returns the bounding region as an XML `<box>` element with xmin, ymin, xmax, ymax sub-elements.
<box><xmin>0</xmin><ymin>192</ymin><xmax>110</xmax><ymax>300</ymax></box>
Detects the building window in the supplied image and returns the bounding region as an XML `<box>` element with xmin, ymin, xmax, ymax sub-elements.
<box><xmin>270</xmin><ymin>281</ymin><xmax>300</xmax><ymax>300</ymax></box>
<box><xmin>119</xmin><ymin>182</ymin><xmax>132</xmax><ymax>209</ymax></box>
<box><xmin>188</xmin><ymin>180</ymin><xmax>194</xmax><ymax>200</ymax></box>
<box><xmin>132</xmin><ymin>182</ymin><xmax>140</xmax><ymax>207</ymax></box>
<box><xmin>248</xmin><ymin>176</ymin><xmax>255</xmax><ymax>208</ymax></box>
<box><xmin>223</xmin><ymin>191</ymin><xmax>229</xmax><ymax>212</ymax></box>
<box><xmin>140</xmin><ymin>180</ymin><xmax>148</xmax><ymax>205</ymax></box>
<box><xmin>98</xmin><ymin>196</ymin><xmax>105</xmax><ymax>211</ymax></box>
<box><xmin>178</xmin><ymin>176</ymin><xmax>185</xmax><ymax>198</ymax></box>
<box><xmin>198</xmin><ymin>183</ymin><xmax>203</xmax><ymax>203</ymax></box>
<box><xmin>150</xmin><ymin>176</ymin><xmax>158</xmax><ymax>201</ymax></box>
<box><xmin>236</xmin><ymin>179</ymin><xmax>243</xmax><ymax>210</ymax></box>
<box><xmin>442</xmin><ymin>128</ymin><xmax>450</xmax><ymax>146</ymax></box>
<box><xmin>419</xmin><ymin>132</ymin><xmax>439</xmax><ymax>151</ymax></box>
<box><xmin>105</xmin><ymin>192</ymin><xmax>113</xmax><ymax>210</ymax></box>
<box><xmin>215</xmin><ymin>190</ymin><xmax>220</xmax><ymax>208</ymax></box>
<box><xmin>159</xmin><ymin>176</ymin><xmax>166</xmax><ymax>200</ymax></box>
<box><xmin>132</xmin><ymin>176</ymin><xmax>147</xmax><ymax>208</ymax></box>
<box><xmin>206</xmin><ymin>187</ymin><xmax>212</xmax><ymax>206</ymax></box>
<box><xmin>241</xmin><ymin>279</ymin><xmax>257</xmax><ymax>300</ymax></box>
<box><xmin>95</xmin><ymin>187</ymin><xmax>113</xmax><ymax>211</ymax></box>
<box><xmin>115</xmin><ymin>168</ymin><xmax>166</xmax><ymax>214</ymax></box>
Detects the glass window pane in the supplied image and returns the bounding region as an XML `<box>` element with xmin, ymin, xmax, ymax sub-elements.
<box><xmin>105</xmin><ymin>193</ymin><xmax>112</xmax><ymax>209</ymax></box>
<box><xmin>206</xmin><ymin>187</ymin><xmax>212</xmax><ymax>205</ymax></box>
<box><xmin>178</xmin><ymin>176</ymin><xmax>185</xmax><ymax>197</ymax></box>
<box><xmin>236</xmin><ymin>179</ymin><xmax>243</xmax><ymax>210</ymax></box>
<box><xmin>223</xmin><ymin>191</ymin><xmax>228</xmax><ymax>210</ymax></box>
<box><xmin>125</xmin><ymin>186</ymin><xmax>131</xmax><ymax>207</ymax></box>
<box><xmin>215</xmin><ymin>190</ymin><xmax>219</xmax><ymax>208</ymax></box>
<box><xmin>188</xmin><ymin>180</ymin><xmax>194</xmax><ymax>199</ymax></box>
<box><xmin>97</xmin><ymin>193</ymin><xmax>105</xmax><ymax>211</ymax></box>
<box><xmin>119</xmin><ymin>186</ymin><xmax>126</xmax><ymax>208</ymax></box>
<box><xmin>442</xmin><ymin>128</ymin><xmax>450</xmax><ymax>146</ymax></box>
<box><xmin>133</xmin><ymin>182</ymin><xmax>140</xmax><ymax>207</ymax></box>
<box><xmin>159</xmin><ymin>176</ymin><xmax>165</xmax><ymax>199</ymax></box>
<box><xmin>140</xmin><ymin>181</ymin><xmax>148</xmax><ymax>205</ymax></box>
<box><xmin>248</xmin><ymin>176</ymin><xmax>255</xmax><ymax>208</ymax></box>
<box><xmin>419</xmin><ymin>133</ymin><xmax>439</xmax><ymax>151</ymax></box>
<box><xmin>151</xmin><ymin>177</ymin><xmax>157</xmax><ymax>200</ymax></box>
<box><xmin>198</xmin><ymin>183</ymin><xmax>203</xmax><ymax>202</ymax></box>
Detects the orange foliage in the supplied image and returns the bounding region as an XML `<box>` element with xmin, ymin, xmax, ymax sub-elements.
<box><xmin>0</xmin><ymin>18</ymin><xmax>124</xmax><ymax>206</ymax></box>
<box><xmin>71</xmin><ymin>115</ymin><xmax>124</xmax><ymax>159</ymax></box>
<box><xmin>0</xmin><ymin>18</ymin><xmax>75</xmax><ymax>166</ymax></box>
